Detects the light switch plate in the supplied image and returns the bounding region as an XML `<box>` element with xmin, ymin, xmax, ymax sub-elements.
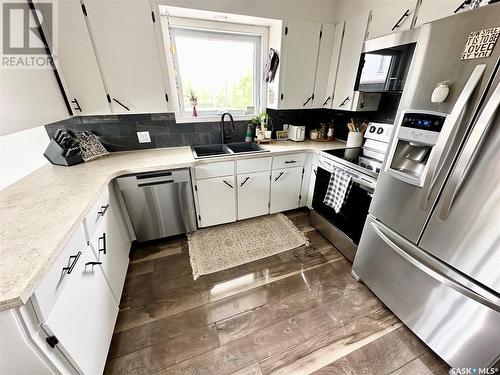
<box><xmin>137</xmin><ymin>131</ymin><xmax>151</xmax><ymax>143</ymax></box>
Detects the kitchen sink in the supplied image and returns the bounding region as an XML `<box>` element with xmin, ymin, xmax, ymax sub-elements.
<box><xmin>226</xmin><ymin>142</ymin><xmax>269</xmax><ymax>154</ymax></box>
<box><xmin>192</xmin><ymin>142</ymin><xmax>269</xmax><ymax>159</ymax></box>
<box><xmin>192</xmin><ymin>144</ymin><xmax>232</xmax><ymax>158</ymax></box>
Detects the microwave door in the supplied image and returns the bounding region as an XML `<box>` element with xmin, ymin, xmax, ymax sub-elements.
<box><xmin>419</xmin><ymin>78</ymin><xmax>500</xmax><ymax>293</ymax></box>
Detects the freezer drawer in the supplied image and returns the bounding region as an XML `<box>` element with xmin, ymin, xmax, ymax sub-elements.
<box><xmin>353</xmin><ymin>215</ymin><xmax>500</xmax><ymax>369</ymax></box>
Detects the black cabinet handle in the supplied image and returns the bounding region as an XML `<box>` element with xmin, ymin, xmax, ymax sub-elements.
<box><xmin>454</xmin><ymin>1</ymin><xmax>467</xmax><ymax>13</ymax></box>
<box><xmin>98</xmin><ymin>233</ymin><xmax>106</xmax><ymax>255</ymax></box>
<box><xmin>97</xmin><ymin>204</ymin><xmax>109</xmax><ymax>217</ymax></box>
<box><xmin>313</xmin><ymin>168</ymin><xmax>317</xmax><ymax>176</ymax></box>
<box><xmin>85</xmin><ymin>261</ymin><xmax>102</xmax><ymax>269</ymax></box>
<box><xmin>303</xmin><ymin>94</ymin><xmax>314</xmax><ymax>107</ymax></box>
<box><xmin>71</xmin><ymin>98</ymin><xmax>82</xmax><ymax>112</ymax></box>
<box><xmin>240</xmin><ymin>177</ymin><xmax>250</xmax><ymax>187</ymax></box>
<box><xmin>322</xmin><ymin>96</ymin><xmax>331</xmax><ymax>106</ymax></box>
<box><xmin>392</xmin><ymin>9</ymin><xmax>410</xmax><ymax>30</ymax></box>
<box><xmin>284</xmin><ymin>160</ymin><xmax>296</xmax><ymax>164</ymax></box>
<box><xmin>62</xmin><ymin>251</ymin><xmax>81</xmax><ymax>274</ymax></box>
<box><xmin>223</xmin><ymin>180</ymin><xmax>233</xmax><ymax>189</ymax></box>
<box><xmin>339</xmin><ymin>97</ymin><xmax>350</xmax><ymax>107</ymax></box>
<box><xmin>274</xmin><ymin>172</ymin><xmax>284</xmax><ymax>182</ymax></box>
<box><xmin>113</xmin><ymin>98</ymin><xmax>130</xmax><ymax>111</ymax></box>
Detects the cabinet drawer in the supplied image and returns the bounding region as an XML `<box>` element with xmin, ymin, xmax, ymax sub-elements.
<box><xmin>237</xmin><ymin>157</ymin><xmax>272</xmax><ymax>174</ymax></box>
<box><xmin>32</xmin><ymin>224</ymin><xmax>87</xmax><ymax>322</ymax></box>
<box><xmin>84</xmin><ymin>187</ymin><xmax>110</xmax><ymax>240</ymax></box>
<box><xmin>272</xmin><ymin>153</ymin><xmax>306</xmax><ymax>169</ymax></box>
<box><xmin>195</xmin><ymin>161</ymin><xmax>234</xmax><ymax>179</ymax></box>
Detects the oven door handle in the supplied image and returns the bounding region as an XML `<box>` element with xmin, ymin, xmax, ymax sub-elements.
<box><xmin>352</xmin><ymin>176</ymin><xmax>376</xmax><ymax>192</ymax></box>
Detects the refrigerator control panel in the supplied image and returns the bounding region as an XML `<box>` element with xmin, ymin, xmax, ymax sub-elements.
<box><xmin>400</xmin><ymin>112</ymin><xmax>447</xmax><ymax>133</ymax></box>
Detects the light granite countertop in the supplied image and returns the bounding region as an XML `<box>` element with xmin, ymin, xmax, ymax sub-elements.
<box><xmin>0</xmin><ymin>140</ymin><xmax>346</xmax><ymax>311</ymax></box>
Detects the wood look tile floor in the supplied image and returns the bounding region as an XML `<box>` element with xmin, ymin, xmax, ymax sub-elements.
<box><xmin>105</xmin><ymin>209</ymin><xmax>449</xmax><ymax>375</ymax></box>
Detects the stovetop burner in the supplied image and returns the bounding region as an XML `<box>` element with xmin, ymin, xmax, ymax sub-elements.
<box><xmin>321</xmin><ymin>147</ymin><xmax>382</xmax><ymax>177</ymax></box>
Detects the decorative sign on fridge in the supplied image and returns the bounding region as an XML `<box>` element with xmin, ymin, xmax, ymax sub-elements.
<box><xmin>460</xmin><ymin>26</ymin><xmax>500</xmax><ymax>60</ymax></box>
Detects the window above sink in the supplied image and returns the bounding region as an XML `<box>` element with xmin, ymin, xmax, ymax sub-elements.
<box><xmin>158</xmin><ymin>7</ymin><xmax>281</xmax><ymax>123</ymax></box>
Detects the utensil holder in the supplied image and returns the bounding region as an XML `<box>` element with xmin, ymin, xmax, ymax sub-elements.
<box><xmin>44</xmin><ymin>139</ymin><xmax>83</xmax><ymax>166</ymax></box>
<box><xmin>346</xmin><ymin>131</ymin><xmax>363</xmax><ymax>147</ymax></box>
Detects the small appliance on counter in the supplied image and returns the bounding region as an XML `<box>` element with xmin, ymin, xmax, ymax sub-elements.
<box><xmin>287</xmin><ymin>125</ymin><xmax>305</xmax><ymax>142</ymax></box>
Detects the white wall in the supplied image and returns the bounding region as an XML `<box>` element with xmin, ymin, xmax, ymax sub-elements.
<box><xmin>0</xmin><ymin>126</ymin><xmax>50</xmax><ymax>190</ymax></box>
<box><xmin>155</xmin><ymin>0</ymin><xmax>338</xmax><ymax>23</ymax></box>
<box><xmin>334</xmin><ymin>0</ymin><xmax>389</xmax><ymax>22</ymax></box>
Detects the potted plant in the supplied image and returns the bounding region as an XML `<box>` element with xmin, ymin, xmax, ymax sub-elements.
<box><xmin>249</xmin><ymin>112</ymin><xmax>271</xmax><ymax>140</ymax></box>
<box><xmin>187</xmin><ymin>90</ymin><xmax>198</xmax><ymax>117</ymax></box>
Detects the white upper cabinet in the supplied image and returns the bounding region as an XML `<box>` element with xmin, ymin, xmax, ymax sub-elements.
<box><xmin>56</xmin><ymin>0</ymin><xmax>110</xmax><ymax>115</ymax></box>
<box><xmin>331</xmin><ymin>11</ymin><xmax>370</xmax><ymax>111</ymax></box>
<box><xmin>414</xmin><ymin>0</ymin><xmax>464</xmax><ymax>27</ymax></box>
<box><xmin>82</xmin><ymin>0</ymin><xmax>168</xmax><ymax>114</ymax></box>
<box><xmin>367</xmin><ymin>0</ymin><xmax>419</xmax><ymax>39</ymax></box>
<box><xmin>312</xmin><ymin>23</ymin><xmax>335</xmax><ymax>108</ymax></box>
<box><xmin>323</xmin><ymin>22</ymin><xmax>345</xmax><ymax>109</ymax></box>
<box><xmin>280</xmin><ymin>19</ymin><xmax>322</xmax><ymax>109</ymax></box>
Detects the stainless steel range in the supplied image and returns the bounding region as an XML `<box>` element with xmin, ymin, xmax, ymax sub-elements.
<box><xmin>310</xmin><ymin>122</ymin><xmax>393</xmax><ymax>261</ymax></box>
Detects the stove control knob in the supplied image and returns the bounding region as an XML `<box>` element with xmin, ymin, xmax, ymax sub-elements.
<box><xmin>376</xmin><ymin>127</ymin><xmax>384</xmax><ymax>134</ymax></box>
<box><xmin>369</xmin><ymin>126</ymin><xmax>376</xmax><ymax>133</ymax></box>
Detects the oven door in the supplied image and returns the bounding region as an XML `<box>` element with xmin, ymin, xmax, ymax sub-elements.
<box><xmin>312</xmin><ymin>165</ymin><xmax>373</xmax><ymax>247</ymax></box>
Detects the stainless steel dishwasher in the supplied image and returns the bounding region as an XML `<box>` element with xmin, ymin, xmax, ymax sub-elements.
<box><xmin>116</xmin><ymin>168</ymin><xmax>197</xmax><ymax>242</ymax></box>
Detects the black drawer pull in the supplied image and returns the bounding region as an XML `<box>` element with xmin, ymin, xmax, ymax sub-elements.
<box><xmin>284</xmin><ymin>160</ymin><xmax>296</xmax><ymax>164</ymax></box>
<box><xmin>97</xmin><ymin>204</ymin><xmax>109</xmax><ymax>217</ymax></box>
<box><xmin>274</xmin><ymin>172</ymin><xmax>284</xmax><ymax>182</ymax></box>
<box><xmin>62</xmin><ymin>251</ymin><xmax>81</xmax><ymax>274</ymax></box>
<box><xmin>98</xmin><ymin>233</ymin><xmax>106</xmax><ymax>255</ymax></box>
<box><xmin>223</xmin><ymin>180</ymin><xmax>234</xmax><ymax>189</ymax></box>
<box><xmin>85</xmin><ymin>261</ymin><xmax>102</xmax><ymax>267</ymax></box>
<box><xmin>240</xmin><ymin>177</ymin><xmax>250</xmax><ymax>187</ymax></box>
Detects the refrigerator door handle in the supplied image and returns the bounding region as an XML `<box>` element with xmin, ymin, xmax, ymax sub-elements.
<box><xmin>419</xmin><ymin>64</ymin><xmax>486</xmax><ymax>210</ymax></box>
<box><xmin>370</xmin><ymin>221</ymin><xmax>500</xmax><ymax>312</ymax></box>
<box><xmin>439</xmin><ymin>81</ymin><xmax>500</xmax><ymax>220</ymax></box>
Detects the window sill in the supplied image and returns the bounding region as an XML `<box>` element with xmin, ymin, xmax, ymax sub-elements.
<box><xmin>174</xmin><ymin>114</ymin><xmax>254</xmax><ymax>124</ymax></box>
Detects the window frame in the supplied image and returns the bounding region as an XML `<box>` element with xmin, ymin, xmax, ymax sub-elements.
<box><xmin>160</xmin><ymin>16</ymin><xmax>269</xmax><ymax>123</ymax></box>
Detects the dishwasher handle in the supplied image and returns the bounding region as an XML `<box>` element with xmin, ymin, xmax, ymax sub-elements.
<box><xmin>135</xmin><ymin>169</ymin><xmax>190</xmax><ymax>187</ymax></box>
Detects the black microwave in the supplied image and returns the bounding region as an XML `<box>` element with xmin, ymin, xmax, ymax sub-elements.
<box><xmin>355</xmin><ymin>43</ymin><xmax>415</xmax><ymax>93</ymax></box>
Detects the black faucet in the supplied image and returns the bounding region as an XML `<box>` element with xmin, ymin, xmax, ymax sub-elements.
<box><xmin>220</xmin><ymin>112</ymin><xmax>235</xmax><ymax>144</ymax></box>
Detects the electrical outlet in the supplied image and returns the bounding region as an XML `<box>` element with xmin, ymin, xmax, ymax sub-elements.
<box><xmin>137</xmin><ymin>131</ymin><xmax>151</xmax><ymax>143</ymax></box>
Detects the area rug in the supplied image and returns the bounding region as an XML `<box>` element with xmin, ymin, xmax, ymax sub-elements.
<box><xmin>187</xmin><ymin>213</ymin><xmax>310</xmax><ymax>279</ymax></box>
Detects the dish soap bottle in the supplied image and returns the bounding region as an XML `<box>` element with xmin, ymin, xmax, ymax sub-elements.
<box><xmin>245</xmin><ymin>125</ymin><xmax>253</xmax><ymax>143</ymax></box>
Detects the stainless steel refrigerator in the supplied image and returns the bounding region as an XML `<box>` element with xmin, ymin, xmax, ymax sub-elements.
<box><xmin>353</xmin><ymin>4</ymin><xmax>500</xmax><ymax>369</ymax></box>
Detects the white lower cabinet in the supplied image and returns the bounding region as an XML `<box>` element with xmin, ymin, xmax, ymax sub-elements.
<box><xmin>90</xmin><ymin>204</ymin><xmax>130</xmax><ymax>304</ymax></box>
<box><xmin>270</xmin><ymin>166</ymin><xmax>303</xmax><ymax>214</ymax></box>
<box><xmin>196</xmin><ymin>176</ymin><xmax>236</xmax><ymax>227</ymax></box>
<box><xmin>42</xmin><ymin>247</ymin><xmax>118</xmax><ymax>375</ymax></box>
<box><xmin>237</xmin><ymin>171</ymin><xmax>271</xmax><ymax>220</ymax></box>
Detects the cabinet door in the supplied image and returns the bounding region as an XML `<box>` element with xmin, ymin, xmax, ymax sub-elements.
<box><xmin>366</xmin><ymin>0</ymin><xmax>418</xmax><ymax>39</ymax></box>
<box><xmin>414</xmin><ymin>0</ymin><xmax>464</xmax><ymax>27</ymax></box>
<box><xmin>90</xmin><ymin>205</ymin><xmax>130</xmax><ymax>304</ymax></box>
<box><xmin>196</xmin><ymin>176</ymin><xmax>236</xmax><ymax>227</ymax></box>
<box><xmin>323</xmin><ymin>22</ymin><xmax>345</xmax><ymax>109</ymax></box>
<box><xmin>83</xmin><ymin>0</ymin><xmax>167</xmax><ymax>114</ymax></box>
<box><xmin>57</xmin><ymin>0</ymin><xmax>110</xmax><ymax>115</ymax></box>
<box><xmin>42</xmin><ymin>248</ymin><xmax>118</xmax><ymax>375</ymax></box>
<box><xmin>237</xmin><ymin>171</ymin><xmax>270</xmax><ymax>220</ymax></box>
<box><xmin>312</xmin><ymin>23</ymin><xmax>335</xmax><ymax>108</ymax></box>
<box><xmin>280</xmin><ymin>19</ymin><xmax>321</xmax><ymax>109</ymax></box>
<box><xmin>307</xmin><ymin>163</ymin><xmax>318</xmax><ymax>209</ymax></box>
<box><xmin>270</xmin><ymin>167</ymin><xmax>303</xmax><ymax>214</ymax></box>
<box><xmin>331</xmin><ymin>12</ymin><xmax>370</xmax><ymax>110</ymax></box>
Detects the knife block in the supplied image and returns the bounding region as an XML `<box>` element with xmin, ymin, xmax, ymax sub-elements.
<box><xmin>44</xmin><ymin>139</ymin><xmax>84</xmax><ymax>167</ymax></box>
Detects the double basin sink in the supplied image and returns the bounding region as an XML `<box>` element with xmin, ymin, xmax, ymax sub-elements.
<box><xmin>192</xmin><ymin>142</ymin><xmax>269</xmax><ymax>159</ymax></box>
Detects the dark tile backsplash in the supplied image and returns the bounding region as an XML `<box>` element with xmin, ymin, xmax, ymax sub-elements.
<box><xmin>45</xmin><ymin>93</ymin><xmax>400</xmax><ymax>153</ymax></box>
